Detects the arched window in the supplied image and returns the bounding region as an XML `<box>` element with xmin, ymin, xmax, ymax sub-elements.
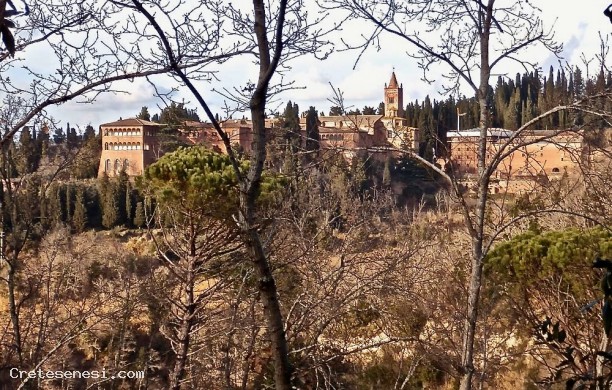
<box><xmin>137</xmin><ymin>142</ymin><xmax>141</xmax><ymax>149</ymax></box>
<box><xmin>104</xmin><ymin>129</ymin><xmax>108</xmax><ymax>136</ymax></box>
<box><xmin>105</xmin><ymin>159</ymin><xmax>111</xmax><ymax>172</ymax></box>
<box><xmin>124</xmin><ymin>159</ymin><xmax>129</xmax><ymax>170</ymax></box>
<box><xmin>552</xmin><ymin>167</ymin><xmax>560</xmax><ymax>173</ymax></box>
<box><xmin>104</xmin><ymin>142</ymin><xmax>108</xmax><ymax>150</ymax></box>
<box><xmin>114</xmin><ymin>159</ymin><xmax>121</xmax><ymax>173</ymax></box>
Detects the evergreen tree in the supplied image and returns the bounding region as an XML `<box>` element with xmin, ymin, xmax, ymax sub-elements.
<box><xmin>134</xmin><ymin>201</ymin><xmax>145</xmax><ymax>228</ymax></box>
<box><xmin>329</xmin><ymin>106</ymin><xmax>343</xmax><ymax>116</ymax></box>
<box><xmin>65</xmin><ymin>183</ymin><xmax>74</xmax><ymax>224</ymax></box>
<box><xmin>102</xmin><ymin>184</ymin><xmax>119</xmax><ymax>229</ymax></box>
<box><xmin>362</xmin><ymin>106</ymin><xmax>376</xmax><ymax>115</ymax></box>
<box><xmin>116</xmin><ymin>169</ymin><xmax>129</xmax><ymax>225</ymax></box>
<box><xmin>17</xmin><ymin>126</ymin><xmax>39</xmax><ymax>175</ymax></box>
<box><xmin>281</xmin><ymin>101</ymin><xmax>300</xmax><ymax>147</ymax></box>
<box><xmin>137</xmin><ymin>106</ymin><xmax>151</xmax><ymax>121</ymax></box>
<box><xmin>37</xmin><ymin>124</ymin><xmax>50</xmax><ymax>158</ymax></box>
<box><xmin>504</xmin><ymin>88</ymin><xmax>521</xmax><ymax>130</ymax></box>
<box><xmin>419</xmin><ymin>96</ymin><xmax>435</xmax><ymax>160</ymax></box>
<box><xmin>382</xmin><ymin>156</ymin><xmax>392</xmax><ymax>188</ymax></box>
<box><xmin>573</xmin><ymin>66</ymin><xmax>584</xmax><ymax>99</ymax></box>
<box><xmin>83</xmin><ymin>124</ymin><xmax>96</xmax><ymax>141</ymax></box>
<box><xmin>159</xmin><ymin>102</ymin><xmax>200</xmax><ymax>125</ymax></box>
<box><xmin>52</xmin><ymin>125</ymin><xmax>65</xmax><ymax>144</ymax></box>
<box><xmin>305</xmin><ymin>106</ymin><xmax>320</xmax><ymax>153</ymax></box>
<box><xmin>125</xmin><ymin>181</ymin><xmax>134</xmax><ymax>227</ymax></box>
<box><xmin>72</xmin><ymin>187</ymin><xmax>88</xmax><ymax>233</ymax></box>
<box><xmin>66</xmin><ymin>127</ymin><xmax>79</xmax><ymax>149</ymax></box>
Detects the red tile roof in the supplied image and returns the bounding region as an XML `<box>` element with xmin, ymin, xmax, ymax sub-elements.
<box><xmin>100</xmin><ymin>118</ymin><xmax>164</xmax><ymax>127</ymax></box>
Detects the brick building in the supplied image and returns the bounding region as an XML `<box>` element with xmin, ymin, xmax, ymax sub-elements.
<box><xmin>97</xmin><ymin>72</ymin><xmax>421</xmax><ymax>177</ymax></box>
<box><xmin>304</xmin><ymin>71</ymin><xmax>420</xmax><ymax>159</ymax></box>
<box><xmin>447</xmin><ymin>128</ymin><xmax>583</xmax><ymax>192</ymax></box>
<box><xmin>97</xmin><ymin>118</ymin><xmax>165</xmax><ymax>177</ymax></box>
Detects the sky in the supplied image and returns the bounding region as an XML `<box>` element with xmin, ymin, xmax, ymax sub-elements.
<box><xmin>28</xmin><ymin>1</ymin><xmax>612</xmax><ymax>130</ymax></box>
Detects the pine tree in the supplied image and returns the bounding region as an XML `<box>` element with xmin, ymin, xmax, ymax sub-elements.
<box><xmin>52</xmin><ymin>126</ymin><xmax>65</xmax><ymax>144</ymax></box>
<box><xmin>83</xmin><ymin>124</ymin><xmax>96</xmax><ymax>141</ymax></box>
<box><xmin>137</xmin><ymin>106</ymin><xmax>151</xmax><ymax>121</ymax></box>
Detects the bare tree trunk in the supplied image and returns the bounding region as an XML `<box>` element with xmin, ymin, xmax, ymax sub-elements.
<box><xmin>238</xmin><ymin>88</ymin><xmax>292</xmax><ymax>389</ymax></box>
<box><xmin>596</xmin><ymin>333</ymin><xmax>609</xmax><ymax>389</ymax></box>
<box><xmin>169</xmin><ymin>265</ymin><xmax>196</xmax><ymax>390</ymax></box>
<box><xmin>459</xmin><ymin>4</ymin><xmax>493</xmax><ymax>389</ymax></box>
<box><xmin>7</xmin><ymin>262</ymin><xmax>23</xmax><ymax>365</ymax></box>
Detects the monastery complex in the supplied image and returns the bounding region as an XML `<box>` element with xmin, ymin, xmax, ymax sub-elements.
<box><xmin>97</xmin><ymin>71</ymin><xmax>595</xmax><ymax>194</ymax></box>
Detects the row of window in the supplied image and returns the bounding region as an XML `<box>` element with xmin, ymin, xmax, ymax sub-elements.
<box><xmin>321</xmin><ymin>134</ymin><xmax>346</xmax><ymax>141</ymax></box>
<box><xmin>103</xmin><ymin>129</ymin><xmax>155</xmax><ymax>136</ymax></box>
<box><xmin>104</xmin><ymin>159</ymin><xmax>129</xmax><ymax>173</ymax></box>
<box><xmin>104</xmin><ymin>142</ymin><xmax>150</xmax><ymax>150</ymax></box>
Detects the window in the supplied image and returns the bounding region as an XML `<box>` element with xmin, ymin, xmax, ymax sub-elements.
<box><xmin>124</xmin><ymin>159</ymin><xmax>129</xmax><ymax>170</ymax></box>
<box><xmin>552</xmin><ymin>167</ymin><xmax>560</xmax><ymax>173</ymax></box>
<box><xmin>105</xmin><ymin>159</ymin><xmax>111</xmax><ymax>172</ymax></box>
<box><xmin>388</xmin><ymin>97</ymin><xmax>394</xmax><ymax>103</ymax></box>
<box><xmin>104</xmin><ymin>142</ymin><xmax>108</xmax><ymax>150</ymax></box>
<box><xmin>114</xmin><ymin>159</ymin><xmax>121</xmax><ymax>173</ymax></box>
<box><xmin>144</xmin><ymin>144</ymin><xmax>150</xmax><ymax>150</ymax></box>
<box><xmin>104</xmin><ymin>129</ymin><xmax>108</xmax><ymax>136</ymax></box>
<box><xmin>387</xmin><ymin>130</ymin><xmax>393</xmax><ymax>138</ymax></box>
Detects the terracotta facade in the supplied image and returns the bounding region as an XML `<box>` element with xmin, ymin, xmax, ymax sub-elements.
<box><xmin>97</xmin><ymin>73</ymin><xmax>421</xmax><ymax>176</ymax></box>
<box><xmin>447</xmin><ymin>128</ymin><xmax>583</xmax><ymax>180</ymax></box>
<box><xmin>97</xmin><ymin>118</ymin><xmax>164</xmax><ymax>177</ymax></box>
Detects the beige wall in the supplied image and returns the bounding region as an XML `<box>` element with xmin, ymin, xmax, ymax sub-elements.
<box><xmin>449</xmin><ymin>133</ymin><xmax>582</xmax><ymax>180</ymax></box>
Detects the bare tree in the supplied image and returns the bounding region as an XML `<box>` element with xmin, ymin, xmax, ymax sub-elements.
<box><xmin>310</xmin><ymin>1</ymin><xmax>612</xmax><ymax>388</ymax></box>
<box><xmin>104</xmin><ymin>1</ymin><xmax>333</xmax><ymax>388</ymax></box>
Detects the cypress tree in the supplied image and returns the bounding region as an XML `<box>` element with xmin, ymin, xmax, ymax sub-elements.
<box><xmin>65</xmin><ymin>183</ymin><xmax>74</xmax><ymax>224</ymax></box>
<box><xmin>382</xmin><ymin>156</ymin><xmax>392</xmax><ymax>188</ymax></box>
<box><xmin>134</xmin><ymin>201</ymin><xmax>145</xmax><ymax>228</ymax></box>
<box><xmin>73</xmin><ymin>187</ymin><xmax>88</xmax><ymax>233</ymax></box>
<box><xmin>305</xmin><ymin>107</ymin><xmax>320</xmax><ymax>153</ymax></box>
<box><xmin>102</xmin><ymin>185</ymin><xmax>119</xmax><ymax>229</ymax></box>
<box><xmin>116</xmin><ymin>169</ymin><xmax>129</xmax><ymax>225</ymax></box>
<box><xmin>125</xmin><ymin>181</ymin><xmax>134</xmax><ymax>227</ymax></box>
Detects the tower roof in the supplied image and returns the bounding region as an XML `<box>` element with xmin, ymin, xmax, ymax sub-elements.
<box><xmin>388</xmin><ymin>71</ymin><xmax>399</xmax><ymax>88</ymax></box>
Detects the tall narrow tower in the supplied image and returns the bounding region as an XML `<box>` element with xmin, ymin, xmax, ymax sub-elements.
<box><xmin>384</xmin><ymin>71</ymin><xmax>404</xmax><ymax>118</ymax></box>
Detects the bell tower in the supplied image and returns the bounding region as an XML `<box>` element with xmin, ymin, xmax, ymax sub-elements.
<box><xmin>384</xmin><ymin>70</ymin><xmax>403</xmax><ymax>118</ymax></box>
